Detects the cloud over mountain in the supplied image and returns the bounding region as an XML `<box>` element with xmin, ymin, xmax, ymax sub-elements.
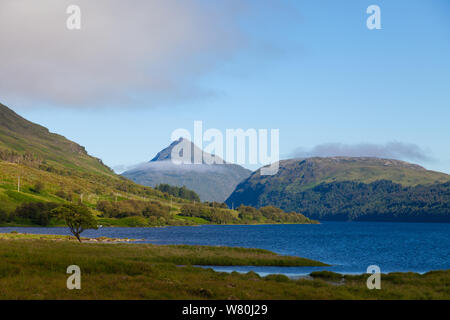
<box><xmin>292</xmin><ymin>142</ymin><xmax>433</xmax><ymax>162</ymax></box>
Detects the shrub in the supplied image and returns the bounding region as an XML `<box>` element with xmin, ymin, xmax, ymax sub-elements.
<box><xmin>179</xmin><ymin>204</ymin><xmax>236</xmax><ymax>224</ymax></box>
<box><xmin>204</xmin><ymin>202</ymin><xmax>228</xmax><ymax>209</ymax></box>
<box><xmin>155</xmin><ymin>184</ymin><xmax>200</xmax><ymax>202</ymax></box>
<box><xmin>96</xmin><ymin>200</ymin><xmax>171</xmax><ymax>219</ymax></box>
<box><xmin>264</xmin><ymin>274</ymin><xmax>290</xmax><ymax>282</ymax></box>
<box><xmin>30</xmin><ymin>181</ymin><xmax>44</xmax><ymax>194</ymax></box>
<box><xmin>0</xmin><ymin>208</ymin><xmax>8</xmax><ymax>223</ymax></box>
<box><xmin>55</xmin><ymin>190</ymin><xmax>72</xmax><ymax>201</ymax></box>
<box><xmin>310</xmin><ymin>271</ymin><xmax>343</xmax><ymax>280</ymax></box>
<box><xmin>14</xmin><ymin>202</ymin><xmax>59</xmax><ymax>226</ymax></box>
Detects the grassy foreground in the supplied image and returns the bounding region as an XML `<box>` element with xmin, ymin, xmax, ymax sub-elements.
<box><xmin>0</xmin><ymin>236</ymin><xmax>448</xmax><ymax>300</ymax></box>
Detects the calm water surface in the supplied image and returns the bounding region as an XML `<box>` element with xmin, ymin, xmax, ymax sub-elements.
<box><xmin>1</xmin><ymin>222</ymin><xmax>449</xmax><ymax>276</ymax></box>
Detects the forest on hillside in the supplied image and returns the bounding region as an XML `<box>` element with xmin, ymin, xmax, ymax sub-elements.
<box><xmin>260</xmin><ymin>180</ymin><xmax>450</xmax><ymax>222</ymax></box>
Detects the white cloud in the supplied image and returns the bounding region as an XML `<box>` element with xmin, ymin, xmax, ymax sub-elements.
<box><xmin>292</xmin><ymin>142</ymin><xmax>434</xmax><ymax>163</ymax></box>
<box><xmin>0</xmin><ymin>0</ymin><xmax>288</xmax><ymax>107</ymax></box>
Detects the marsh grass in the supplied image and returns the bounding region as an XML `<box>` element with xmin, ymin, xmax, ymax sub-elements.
<box><xmin>310</xmin><ymin>271</ymin><xmax>344</xmax><ymax>280</ymax></box>
<box><xmin>0</xmin><ymin>237</ymin><xmax>448</xmax><ymax>300</ymax></box>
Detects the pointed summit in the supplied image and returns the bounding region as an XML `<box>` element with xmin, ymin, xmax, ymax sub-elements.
<box><xmin>150</xmin><ymin>138</ymin><xmax>224</xmax><ymax>164</ymax></box>
<box><xmin>123</xmin><ymin>139</ymin><xmax>251</xmax><ymax>202</ymax></box>
<box><xmin>150</xmin><ymin>138</ymin><xmax>194</xmax><ymax>162</ymax></box>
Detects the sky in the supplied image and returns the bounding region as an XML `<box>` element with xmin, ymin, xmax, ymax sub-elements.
<box><xmin>1</xmin><ymin>0</ymin><xmax>449</xmax><ymax>173</ymax></box>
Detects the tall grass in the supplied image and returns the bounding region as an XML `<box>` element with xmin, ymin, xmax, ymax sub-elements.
<box><xmin>0</xmin><ymin>238</ymin><xmax>448</xmax><ymax>300</ymax></box>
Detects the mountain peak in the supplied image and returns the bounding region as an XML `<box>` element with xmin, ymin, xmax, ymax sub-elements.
<box><xmin>150</xmin><ymin>138</ymin><xmax>224</xmax><ymax>164</ymax></box>
<box><xmin>124</xmin><ymin>138</ymin><xmax>251</xmax><ymax>202</ymax></box>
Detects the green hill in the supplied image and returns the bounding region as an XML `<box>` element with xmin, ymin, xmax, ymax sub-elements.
<box><xmin>0</xmin><ymin>102</ymin><xmax>314</xmax><ymax>226</ymax></box>
<box><xmin>226</xmin><ymin>157</ymin><xmax>450</xmax><ymax>222</ymax></box>
<box><xmin>0</xmin><ymin>102</ymin><xmax>169</xmax><ymax>214</ymax></box>
<box><xmin>0</xmin><ymin>103</ymin><xmax>112</xmax><ymax>176</ymax></box>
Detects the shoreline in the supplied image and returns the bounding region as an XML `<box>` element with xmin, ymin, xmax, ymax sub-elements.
<box><xmin>3</xmin><ymin>220</ymin><xmax>450</xmax><ymax>229</ymax></box>
<box><xmin>0</xmin><ymin>232</ymin><xmax>140</xmax><ymax>243</ymax></box>
<box><xmin>0</xmin><ymin>221</ymin><xmax>320</xmax><ymax>228</ymax></box>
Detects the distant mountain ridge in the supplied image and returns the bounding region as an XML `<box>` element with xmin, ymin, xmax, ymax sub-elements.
<box><xmin>226</xmin><ymin>157</ymin><xmax>450</xmax><ymax>222</ymax></box>
<box><xmin>122</xmin><ymin>138</ymin><xmax>252</xmax><ymax>202</ymax></box>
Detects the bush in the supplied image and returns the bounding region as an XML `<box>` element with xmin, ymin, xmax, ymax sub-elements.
<box><xmin>204</xmin><ymin>202</ymin><xmax>228</xmax><ymax>209</ymax></box>
<box><xmin>310</xmin><ymin>271</ymin><xmax>343</xmax><ymax>280</ymax></box>
<box><xmin>179</xmin><ymin>204</ymin><xmax>236</xmax><ymax>224</ymax></box>
<box><xmin>238</xmin><ymin>205</ymin><xmax>263</xmax><ymax>222</ymax></box>
<box><xmin>96</xmin><ymin>200</ymin><xmax>171</xmax><ymax>219</ymax></box>
<box><xmin>237</xmin><ymin>205</ymin><xmax>312</xmax><ymax>224</ymax></box>
<box><xmin>14</xmin><ymin>202</ymin><xmax>59</xmax><ymax>226</ymax></box>
<box><xmin>30</xmin><ymin>181</ymin><xmax>44</xmax><ymax>193</ymax></box>
<box><xmin>155</xmin><ymin>184</ymin><xmax>200</xmax><ymax>202</ymax></box>
<box><xmin>55</xmin><ymin>190</ymin><xmax>73</xmax><ymax>201</ymax></box>
<box><xmin>0</xmin><ymin>208</ymin><xmax>9</xmax><ymax>223</ymax></box>
<box><xmin>142</xmin><ymin>202</ymin><xmax>170</xmax><ymax>219</ymax></box>
<box><xmin>264</xmin><ymin>274</ymin><xmax>290</xmax><ymax>282</ymax></box>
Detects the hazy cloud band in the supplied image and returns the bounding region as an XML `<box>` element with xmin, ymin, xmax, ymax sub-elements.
<box><xmin>292</xmin><ymin>142</ymin><xmax>433</xmax><ymax>162</ymax></box>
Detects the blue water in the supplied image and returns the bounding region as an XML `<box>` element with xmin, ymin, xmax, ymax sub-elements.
<box><xmin>1</xmin><ymin>222</ymin><xmax>449</xmax><ymax>276</ymax></box>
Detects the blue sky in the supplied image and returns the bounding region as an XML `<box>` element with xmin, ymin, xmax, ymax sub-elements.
<box><xmin>2</xmin><ymin>0</ymin><xmax>450</xmax><ymax>173</ymax></box>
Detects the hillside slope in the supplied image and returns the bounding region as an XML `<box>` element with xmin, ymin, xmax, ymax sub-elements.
<box><xmin>226</xmin><ymin>157</ymin><xmax>450</xmax><ymax>222</ymax></box>
<box><xmin>0</xmin><ymin>102</ymin><xmax>165</xmax><ymax>213</ymax></box>
<box><xmin>0</xmin><ymin>103</ymin><xmax>112</xmax><ymax>176</ymax></box>
<box><xmin>122</xmin><ymin>138</ymin><xmax>252</xmax><ymax>202</ymax></box>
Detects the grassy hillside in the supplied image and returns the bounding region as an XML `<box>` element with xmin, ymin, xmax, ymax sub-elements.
<box><xmin>237</xmin><ymin>157</ymin><xmax>450</xmax><ymax>193</ymax></box>
<box><xmin>226</xmin><ymin>157</ymin><xmax>450</xmax><ymax>222</ymax></box>
<box><xmin>0</xmin><ymin>103</ymin><xmax>204</xmax><ymax>223</ymax></box>
<box><xmin>0</xmin><ymin>161</ymin><xmax>156</xmax><ymax>212</ymax></box>
<box><xmin>0</xmin><ymin>103</ymin><xmax>178</xmax><ymax>214</ymax></box>
<box><xmin>0</xmin><ymin>103</ymin><xmax>112</xmax><ymax>176</ymax></box>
